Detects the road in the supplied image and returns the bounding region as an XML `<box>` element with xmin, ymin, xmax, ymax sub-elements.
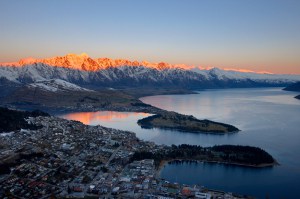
<box><xmin>105</xmin><ymin>145</ymin><xmax>122</xmax><ymax>167</ymax></box>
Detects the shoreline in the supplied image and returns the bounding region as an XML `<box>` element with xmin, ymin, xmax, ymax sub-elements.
<box><xmin>156</xmin><ymin>158</ymin><xmax>278</xmax><ymax>177</ymax></box>
<box><xmin>138</xmin><ymin>123</ymin><xmax>240</xmax><ymax>134</ymax></box>
<box><xmin>137</xmin><ymin>114</ymin><xmax>240</xmax><ymax>133</ymax></box>
<box><xmin>2</xmin><ymin>90</ymin><xmax>277</xmax><ymax>171</ymax></box>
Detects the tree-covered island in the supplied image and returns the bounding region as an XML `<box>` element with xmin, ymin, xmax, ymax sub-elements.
<box><xmin>137</xmin><ymin>113</ymin><xmax>239</xmax><ymax>133</ymax></box>
<box><xmin>131</xmin><ymin>144</ymin><xmax>277</xmax><ymax>168</ymax></box>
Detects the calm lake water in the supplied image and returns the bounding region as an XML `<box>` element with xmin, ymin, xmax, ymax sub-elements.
<box><xmin>59</xmin><ymin>88</ymin><xmax>300</xmax><ymax>199</ymax></box>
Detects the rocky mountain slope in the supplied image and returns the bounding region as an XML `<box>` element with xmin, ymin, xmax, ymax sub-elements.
<box><xmin>27</xmin><ymin>79</ymin><xmax>93</xmax><ymax>92</ymax></box>
<box><xmin>1</xmin><ymin>53</ymin><xmax>299</xmax><ymax>90</ymax></box>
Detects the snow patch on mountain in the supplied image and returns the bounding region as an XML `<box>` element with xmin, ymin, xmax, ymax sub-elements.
<box><xmin>28</xmin><ymin>79</ymin><xmax>93</xmax><ymax>92</ymax></box>
<box><xmin>1</xmin><ymin>58</ymin><xmax>300</xmax><ymax>89</ymax></box>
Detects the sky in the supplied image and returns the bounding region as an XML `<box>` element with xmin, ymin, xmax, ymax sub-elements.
<box><xmin>0</xmin><ymin>0</ymin><xmax>300</xmax><ymax>74</ymax></box>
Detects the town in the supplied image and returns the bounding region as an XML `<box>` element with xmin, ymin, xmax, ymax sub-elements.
<box><xmin>0</xmin><ymin>116</ymin><xmax>254</xmax><ymax>199</ymax></box>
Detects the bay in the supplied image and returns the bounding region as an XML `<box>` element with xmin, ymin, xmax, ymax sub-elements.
<box><xmin>141</xmin><ymin>88</ymin><xmax>300</xmax><ymax>199</ymax></box>
<box><xmin>59</xmin><ymin>88</ymin><xmax>300</xmax><ymax>198</ymax></box>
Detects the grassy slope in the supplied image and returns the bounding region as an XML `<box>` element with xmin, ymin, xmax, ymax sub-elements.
<box><xmin>1</xmin><ymin>87</ymin><xmax>138</xmax><ymax>112</ymax></box>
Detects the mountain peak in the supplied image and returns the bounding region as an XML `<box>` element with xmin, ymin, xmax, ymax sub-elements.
<box><xmin>65</xmin><ymin>52</ymin><xmax>89</xmax><ymax>58</ymax></box>
<box><xmin>0</xmin><ymin>54</ymin><xmax>275</xmax><ymax>75</ymax></box>
<box><xmin>0</xmin><ymin>53</ymin><xmax>191</xmax><ymax>71</ymax></box>
<box><xmin>0</xmin><ymin>55</ymin><xmax>300</xmax><ymax>88</ymax></box>
<box><xmin>80</xmin><ymin>52</ymin><xmax>89</xmax><ymax>58</ymax></box>
<box><xmin>19</xmin><ymin>57</ymin><xmax>37</xmax><ymax>65</ymax></box>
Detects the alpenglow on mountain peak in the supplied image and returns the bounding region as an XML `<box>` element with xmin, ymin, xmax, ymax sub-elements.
<box><xmin>0</xmin><ymin>53</ymin><xmax>300</xmax><ymax>88</ymax></box>
<box><xmin>0</xmin><ymin>53</ymin><xmax>194</xmax><ymax>71</ymax></box>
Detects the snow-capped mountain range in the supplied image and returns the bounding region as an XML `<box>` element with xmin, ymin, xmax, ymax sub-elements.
<box><xmin>0</xmin><ymin>53</ymin><xmax>299</xmax><ymax>89</ymax></box>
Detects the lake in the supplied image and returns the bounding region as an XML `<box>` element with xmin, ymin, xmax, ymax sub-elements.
<box><xmin>59</xmin><ymin>88</ymin><xmax>300</xmax><ymax>198</ymax></box>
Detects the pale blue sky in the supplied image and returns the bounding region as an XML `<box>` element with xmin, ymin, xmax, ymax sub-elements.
<box><xmin>0</xmin><ymin>0</ymin><xmax>300</xmax><ymax>73</ymax></box>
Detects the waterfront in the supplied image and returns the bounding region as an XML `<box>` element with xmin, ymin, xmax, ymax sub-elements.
<box><xmin>60</xmin><ymin>88</ymin><xmax>300</xmax><ymax>198</ymax></box>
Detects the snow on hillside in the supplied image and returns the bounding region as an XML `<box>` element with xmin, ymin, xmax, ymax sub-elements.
<box><xmin>1</xmin><ymin>53</ymin><xmax>299</xmax><ymax>86</ymax></box>
<box><xmin>191</xmin><ymin>67</ymin><xmax>300</xmax><ymax>83</ymax></box>
<box><xmin>28</xmin><ymin>79</ymin><xmax>93</xmax><ymax>92</ymax></box>
<box><xmin>0</xmin><ymin>63</ymin><xmax>91</xmax><ymax>84</ymax></box>
<box><xmin>0</xmin><ymin>62</ymin><xmax>300</xmax><ymax>88</ymax></box>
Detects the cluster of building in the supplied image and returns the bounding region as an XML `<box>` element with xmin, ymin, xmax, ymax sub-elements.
<box><xmin>0</xmin><ymin>116</ymin><xmax>252</xmax><ymax>198</ymax></box>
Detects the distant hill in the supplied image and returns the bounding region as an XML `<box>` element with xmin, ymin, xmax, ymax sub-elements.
<box><xmin>283</xmin><ymin>82</ymin><xmax>300</xmax><ymax>92</ymax></box>
<box><xmin>283</xmin><ymin>82</ymin><xmax>300</xmax><ymax>100</ymax></box>
<box><xmin>0</xmin><ymin>107</ymin><xmax>49</xmax><ymax>133</ymax></box>
<box><xmin>0</xmin><ymin>82</ymin><xmax>140</xmax><ymax>113</ymax></box>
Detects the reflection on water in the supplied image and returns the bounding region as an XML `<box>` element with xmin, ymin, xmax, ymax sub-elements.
<box><xmin>141</xmin><ymin>88</ymin><xmax>300</xmax><ymax>198</ymax></box>
<box><xmin>58</xmin><ymin>111</ymin><xmax>163</xmax><ymax>141</ymax></box>
<box><xmin>58</xmin><ymin>88</ymin><xmax>300</xmax><ymax>198</ymax></box>
<box><xmin>60</xmin><ymin>111</ymin><xmax>150</xmax><ymax>125</ymax></box>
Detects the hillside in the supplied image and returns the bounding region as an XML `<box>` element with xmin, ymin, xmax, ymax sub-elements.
<box><xmin>0</xmin><ymin>107</ymin><xmax>49</xmax><ymax>133</ymax></box>
<box><xmin>283</xmin><ymin>82</ymin><xmax>300</xmax><ymax>92</ymax></box>
<box><xmin>27</xmin><ymin>79</ymin><xmax>93</xmax><ymax>92</ymax></box>
<box><xmin>0</xmin><ymin>84</ymin><xmax>143</xmax><ymax>113</ymax></box>
<box><xmin>283</xmin><ymin>82</ymin><xmax>300</xmax><ymax>100</ymax></box>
